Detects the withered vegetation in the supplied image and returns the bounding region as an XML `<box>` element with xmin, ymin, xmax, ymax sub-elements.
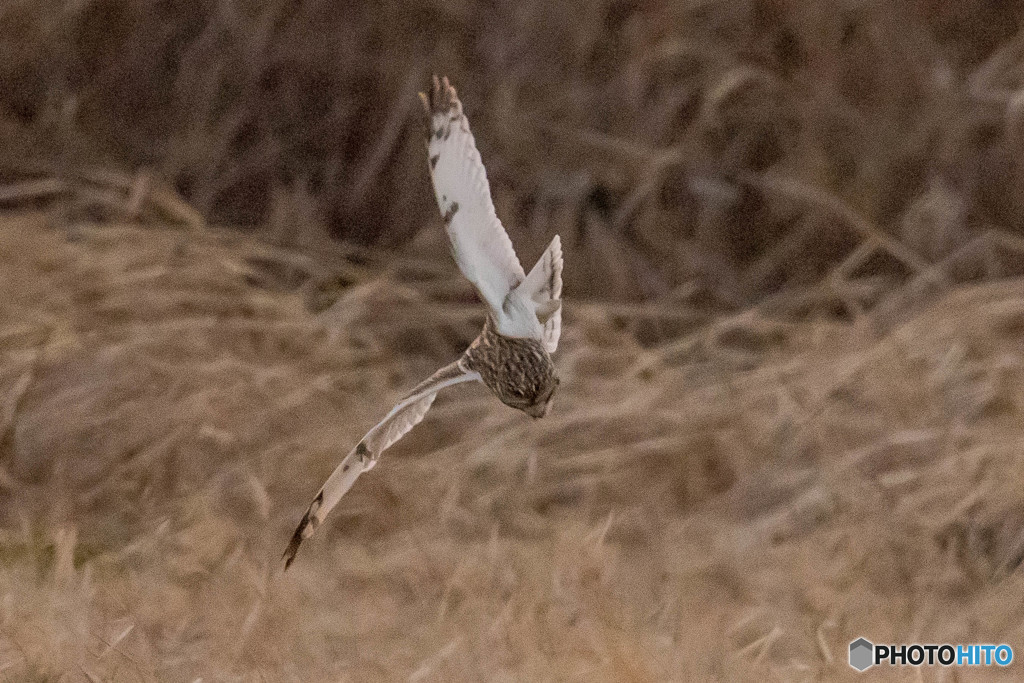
<box><xmin>4</xmin><ymin>0</ymin><xmax>1024</xmax><ymax>680</ymax></box>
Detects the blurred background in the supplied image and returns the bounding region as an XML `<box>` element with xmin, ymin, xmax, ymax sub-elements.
<box><xmin>4</xmin><ymin>0</ymin><xmax>1024</xmax><ymax>679</ymax></box>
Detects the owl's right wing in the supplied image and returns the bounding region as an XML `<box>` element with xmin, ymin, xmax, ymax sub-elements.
<box><xmin>283</xmin><ymin>360</ymin><xmax>479</xmax><ymax>569</ymax></box>
<box><xmin>420</xmin><ymin>76</ymin><xmax>526</xmax><ymax>320</ymax></box>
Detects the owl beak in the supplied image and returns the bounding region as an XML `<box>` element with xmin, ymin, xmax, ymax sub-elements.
<box><xmin>525</xmin><ymin>398</ymin><xmax>553</xmax><ymax>419</ymax></box>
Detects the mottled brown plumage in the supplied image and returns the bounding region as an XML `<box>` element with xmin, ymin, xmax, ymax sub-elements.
<box><xmin>462</xmin><ymin>316</ymin><xmax>558</xmax><ymax>418</ymax></box>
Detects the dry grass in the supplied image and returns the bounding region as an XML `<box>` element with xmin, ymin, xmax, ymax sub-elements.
<box><xmin>1</xmin><ymin>210</ymin><xmax>1024</xmax><ymax>680</ymax></box>
<box><xmin>4</xmin><ymin>0</ymin><xmax>1024</xmax><ymax>307</ymax></box>
<box><xmin>6</xmin><ymin>0</ymin><xmax>1024</xmax><ymax>680</ymax></box>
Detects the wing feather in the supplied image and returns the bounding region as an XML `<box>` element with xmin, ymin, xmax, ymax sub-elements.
<box><xmin>284</xmin><ymin>360</ymin><xmax>479</xmax><ymax>568</ymax></box>
<box><xmin>420</xmin><ymin>76</ymin><xmax>525</xmax><ymax>318</ymax></box>
<box><xmin>519</xmin><ymin>234</ymin><xmax>563</xmax><ymax>353</ymax></box>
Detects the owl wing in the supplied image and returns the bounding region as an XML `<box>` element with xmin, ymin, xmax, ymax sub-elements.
<box><xmin>284</xmin><ymin>360</ymin><xmax>479</xmax><ymax>569</ymax></box>
<box><xmin>420</xmin><ymin>76</ymin><xmax>527</xmax><ymax>321</ymax></box>
<box><xmin>517</xmin><ymin>234</ymin><xmax>563</xmax><ymax>353</ymax></box>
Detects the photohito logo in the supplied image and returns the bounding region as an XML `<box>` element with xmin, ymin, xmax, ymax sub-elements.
<box><xmin>849</xmin><ymin>638</ymin><xmax>1013</xmax><ymax>671</ymax></box>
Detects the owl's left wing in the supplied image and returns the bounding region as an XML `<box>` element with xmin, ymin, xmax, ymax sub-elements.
<box><xmin>283</xmin><ymin>360</ymin><xmax>479</xmax><ymax>569</ymax></box>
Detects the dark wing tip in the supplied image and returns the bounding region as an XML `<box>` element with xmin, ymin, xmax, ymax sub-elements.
<box><xmin>282</xmin><ymin>499</ymin><xmax>320</xmax><ymax>570</ymax></box>
<box><xmin>421</xmin><ymin>75</ymin><xmax>461</xmax><ymax>142</ymax></box>
<box><xmin>424</xmin><ymin>74</ymin><xmax>459</xmax><ymax>116</ymax></box>
<box><xmin>282</xmin><ymin>519</ymin><xmax>307</xmax><ymax>570</ymax></box>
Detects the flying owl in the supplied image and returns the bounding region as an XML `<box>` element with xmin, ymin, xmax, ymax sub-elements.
<box><xmin>284</xmin><ymin>76</ymin><xmax>563</xmax><ymax>568</ymax></box>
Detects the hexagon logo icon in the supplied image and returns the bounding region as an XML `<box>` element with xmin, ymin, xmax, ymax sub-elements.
<box><xmin>849</xmin><ymin>638</ymin><xmax>874</xmax><ymax>671</ymax></box>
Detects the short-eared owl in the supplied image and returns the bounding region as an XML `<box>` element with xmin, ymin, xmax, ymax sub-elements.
<box><xmin>284</xmin><ymin>76</ymin><xmax>563</xmax><ymax>568</ymax></box>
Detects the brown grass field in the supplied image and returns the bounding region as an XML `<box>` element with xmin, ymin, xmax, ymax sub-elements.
<box><xmin>6</xmin><ymin>0</ymin><xmax>1024</xmax><ymax>681</ymax></box>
